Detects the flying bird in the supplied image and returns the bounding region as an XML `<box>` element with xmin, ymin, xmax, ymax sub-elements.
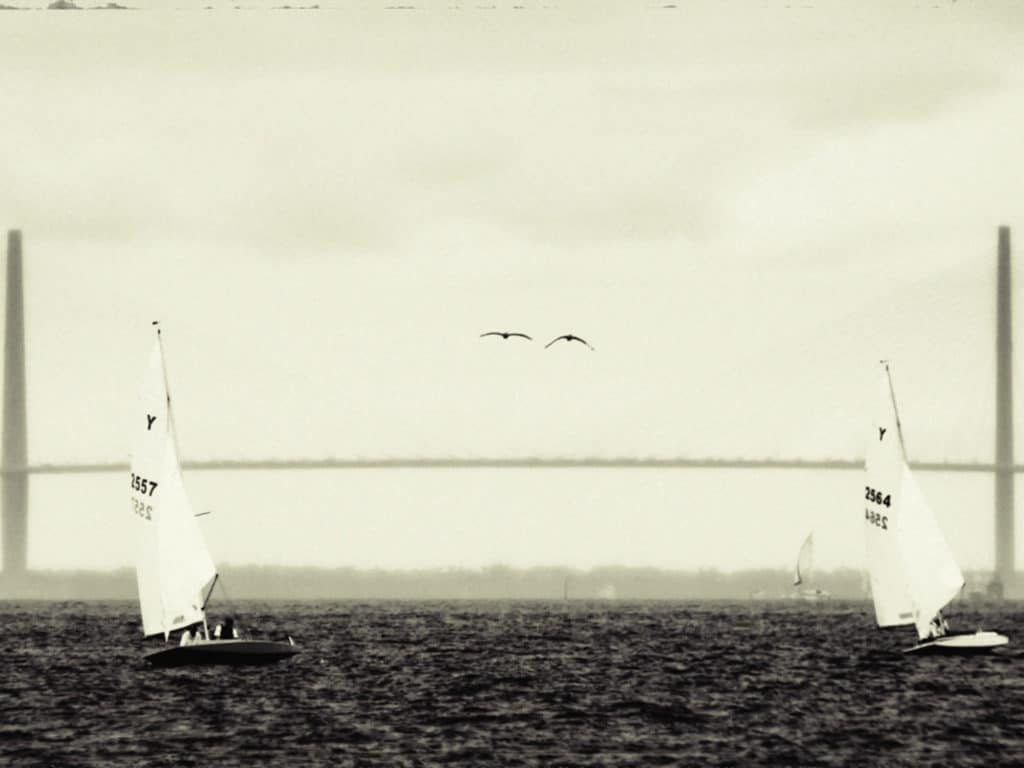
<box><xmin>480</xmin><ymin>331</ymin><xmax>533</xmax><ymax>341</ymax></box>
<box><xmin>545</xmin><ymin>334</ymin><xmax>594</xmax><ymax>350</ymax></box>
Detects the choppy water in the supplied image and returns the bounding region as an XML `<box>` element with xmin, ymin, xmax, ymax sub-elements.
<box><xmin>2</xmin><ymin>600</ymin><xmax>1022</xmax><ymax>766</ymax></box>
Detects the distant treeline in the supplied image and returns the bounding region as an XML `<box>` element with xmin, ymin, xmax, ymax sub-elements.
<box><xmin>0</xmin><ymin>565</ymin><xmax>1003</xmax><ymax>601</ymax></box>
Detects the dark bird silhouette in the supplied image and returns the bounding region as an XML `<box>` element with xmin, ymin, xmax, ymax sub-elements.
<box><xmin>480</xmin><ymin>331</ymin><xmax>533</xmax><ymax>341</ymax></box>
<box><xmin>545</xmin><ymin>334</ymin><xmax>594</xmax><ymax>350</ymax></box>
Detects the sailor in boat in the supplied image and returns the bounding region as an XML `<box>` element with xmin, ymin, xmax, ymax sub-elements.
<box><xmin>927</xmin><ymin>612</ymin><xmax>950</xmax><ymax>640</ymax></box>
<box><xmin>214</xmin><ymin>616</ymin><xmax>240</xmax><ymax>640</ymax></box>
<box><xmin>179</xmin><ymin>622</ymin><xmax>204</xmax><ymax>646</ymax></box>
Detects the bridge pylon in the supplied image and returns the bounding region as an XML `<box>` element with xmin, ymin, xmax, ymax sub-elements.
<box><xmin>2</xmin><ymin>229</ymin><xmax>28</xmax><ymax>575</ymax></box>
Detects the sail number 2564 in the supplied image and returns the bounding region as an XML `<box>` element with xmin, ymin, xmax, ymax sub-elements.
<box><xmin>864</xmin><ymin>486</ymin><xmax>891</xmax><ymax>507</ymax></box>
<box><xmin>865</xmin><ymin>508</ymin><xmax>888</xmax><ymax>530</ymax></box>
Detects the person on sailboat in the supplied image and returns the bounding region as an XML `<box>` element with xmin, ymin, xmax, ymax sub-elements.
<box><xmin>927</xmin><ymin>612</ymin><xmax>950</xmax><ymax>639</ymax></box>
<box><xmin>215</xmin><ymin>617</ymin><xmax>240</xmax><ymax>640</ymax></box>
<box><xmin>180</xmin><ymin>622</ymin><xmax>204</xmax><ymax>646</ymax></box>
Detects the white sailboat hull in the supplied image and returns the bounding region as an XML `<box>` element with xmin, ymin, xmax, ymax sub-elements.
<box><xmin>903</xmin><ymin>631</ymin><xmax>1009</xmax><ymax>655</ymax></box>
<box><xmin>795</xmin><ymin>588</ymin><xmax>831</xmax><ymax>601</ymax></box>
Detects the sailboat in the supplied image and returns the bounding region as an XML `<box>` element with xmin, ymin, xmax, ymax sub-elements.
<box><xmin>132</xmin><ymin>324</ymin><xmax>300</xmax><ymax>667</ymax></box>
<box><xmin>792</xmin><ymin>531</ymin><xmax>830</xmax><ymax>600</ymax></box>
<box><xmin>864</xmin><ymin>362</ymin><xmax>1008</xmax><ymax>655</ymax></box>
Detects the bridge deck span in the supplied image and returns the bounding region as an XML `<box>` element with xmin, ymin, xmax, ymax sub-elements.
<box><xmin>2</xmin><ymin>458</ymin><xmax>1018</xmax><ymax>474</ymax></box>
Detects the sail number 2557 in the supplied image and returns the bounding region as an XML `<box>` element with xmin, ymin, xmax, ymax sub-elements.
<box><xmin>132</xmin><ymin>497</ymin><xmax>152</xmax><ymax>521</ymax></box>
<box><xmin>130</xmin><ymin>473</ymin><xmax>159</xmax><ymax>497</ymax></box>
<box><xmin>130</xmin><ymin>473</ymin><xmax>157</xmax><ymax>521</ymax></box>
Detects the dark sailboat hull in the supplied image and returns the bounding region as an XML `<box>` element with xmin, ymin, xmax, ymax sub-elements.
<box><xmin>145</xmin><ymin>639</ymin><xmax>300</xmax><ymax>667</ymax></box>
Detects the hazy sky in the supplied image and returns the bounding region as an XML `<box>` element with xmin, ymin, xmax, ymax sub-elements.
<box><xmin>1</xmin><ymin>1</ymin><xmax>1023</xmax><ymax>575</ymax></box>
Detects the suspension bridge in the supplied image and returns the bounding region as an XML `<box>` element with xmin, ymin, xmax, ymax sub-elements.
<box><xmin>1</xmin><ymin>228</ymin><xmax>1018</xmax><ymax>594</ymax></box>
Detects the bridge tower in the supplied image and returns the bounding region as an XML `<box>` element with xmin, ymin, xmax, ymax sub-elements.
<box><xmin>994</xmin><ymin>225</ymin><xmax>1014</xmax><ymax>595</ymax></box>
<box><xmin>2</xmin><ymin>230</ymin><xmax>28</xmax><ymax>574</ymax></box>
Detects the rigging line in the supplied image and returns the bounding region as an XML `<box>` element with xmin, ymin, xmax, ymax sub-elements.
<box><xmin>882</xmin><ymin>361</ymin><xmax>909</xmax><ymax>464</ymax></box>
<box><xmin>155</xmin><ymin>324</ymin><xmax>186</xmax><ymax>461</ymax></box>
<box><xmin>201</xmin><ymin>573</ymin><xmax>219</xmax><ymax>612</ymax></box>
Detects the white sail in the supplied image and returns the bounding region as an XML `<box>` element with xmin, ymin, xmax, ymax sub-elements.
<box><xmin>793</xmin><ymin>531</ymin><xmax>814</xmax><ymax>586</ymax></box>
<box><xmin>131</xmin><ymin>335</ymin><xmax>217</xmax><ymax>638</ymax></box>
<box><xmin>863</xmin><ymin>363</ymin><xmax>964</xmax><ymax>639</ymax></box>
<box><xmin>896</xmin><ymin>464</ymin><xmax>964</xmax><ymax>640</ymax></box>
<box><xmin>863</xmin><ymin>365</ymin><xmax>914</xmax><ymax>627</ymax></box>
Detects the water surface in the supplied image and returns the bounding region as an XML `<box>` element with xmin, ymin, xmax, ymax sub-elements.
<box><xmin>2</xmin><ymin>600</ymin><xmax>1021</xmax><ymax>766</ymax></box>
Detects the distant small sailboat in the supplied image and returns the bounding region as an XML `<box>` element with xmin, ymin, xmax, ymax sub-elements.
<box><xmin>864</xmin><ymin>362</ymin><xmax>1008</xmax><ymax>654</ymax></box>
<box><xmin>132</xmin><ymin>325</ymin><xmax>299</xmax><ymax>667</ymax></box>
<box><xmin>792</xmin><ymin>531</ymin><xmax>830</xmax><ymax>600</ymax></box>
<box><xmin>596</xmin><ymin>583</ymin><xmax>617</xmax><ymax>600</ymax></box>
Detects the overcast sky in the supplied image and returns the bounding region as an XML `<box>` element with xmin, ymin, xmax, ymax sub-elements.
<box><xmin>1</xmin><ymin>0</ymin><xmax>1023</xmax><ymax>576</ymax></box>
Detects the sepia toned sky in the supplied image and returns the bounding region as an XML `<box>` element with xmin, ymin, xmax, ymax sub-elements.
<box><xmin>1</xmin><ymin>0</ymin><xmax>1023</xmax><ymax>575</ymax></box>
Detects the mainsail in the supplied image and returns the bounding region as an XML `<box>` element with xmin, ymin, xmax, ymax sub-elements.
<box><xmin>863</xmin><ymin>363</ymin><xmax>964</xmax><ymax>640</ymax></box>
<box><xmin>131</xmin><ymin>334</ymin><xmax>217</xmax><ymax>638</ymax></box>
<box><xmin>793</xmin><ymin>531</ymin><xmax>814</xmax><ymax>587</ymax></box>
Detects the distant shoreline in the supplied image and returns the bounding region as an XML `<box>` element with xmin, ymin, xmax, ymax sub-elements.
<box><xmin>0</xmin><ymin>566</ymin><xmax>1008</xmax><ymax>601</ymax></box>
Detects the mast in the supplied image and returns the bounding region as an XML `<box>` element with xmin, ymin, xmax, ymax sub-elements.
<box><xmin>153</xmin><ymin>322</ymin><xmax>182</xmax><ymax>448</ymax></box>
<box><xmin>881</xmin><ymin>361</ymin><xmax>908</xmax><ymax>463</ymax></box>
<box><xmin>156</xmin><ymin>322</ymin><xmax>221</xmax><ymax>630</ymax></box>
